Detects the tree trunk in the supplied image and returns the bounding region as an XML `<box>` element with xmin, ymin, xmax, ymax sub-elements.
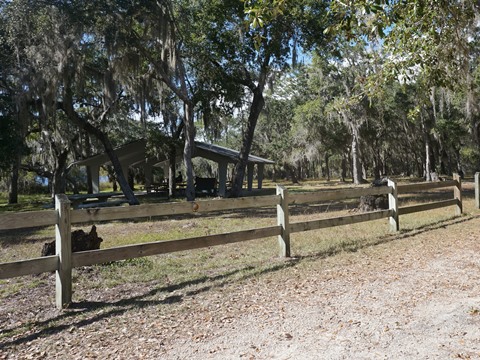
<box><xmin>101</xmin><ymin>135</ymin><xmax>138</xmax><ymax>204</ymax></box>
<box><xmin>67</xmin><ymin>174</ymin><xmax>80</xmax><ymax>194</ymax></box>
<box><xmin>373</xmin><ymin>164</ymin><xmax>381</xmax><ymax>180</ymax></box>
<box><xmin>230</xmin><ymin>86</ymin><xmax>265</xmax><ymax>197</ymax></box>
<box><xmin>285</xmin><ymin>163</ymin><xmax>298</xmax><ymax>184</ymax></box>
<box><xmin>341</xmin><ymin>110</ymin><xmax>364</xmax><ymax>185</ymax></box>
<box><xmin>62</xmin><ymin>91</ymin><xmax>139</xmax><ymax>205</ymax></box>
<box><xmin>341</xmin><ymin>152</ymin><xmax>348</xmax><ymax>182</ymax></box>
<box><xmin>84</xmin><ymin>134</ymin><xmax>94</xmax><ymax>194</ymax></box>
<box><xmin>423</xmin><ymin>112</ymin><xmax>433</xmax><ymax>182</ymax></box>
<box><xmin>425</xmin><ymin>89</ymin><xmax>440</xmax><ymax>181</ymax></box>
<box><xmin>51</xmin><ymin>148</ymin><xmax>69</xmax><ymax>198</ymax></box>
<box><xmin>324</xmin><ymin>153</ymin><xmax>330</xmax><ymax>181</ymax></box>
<box><xmin>8</xmin><ymin>155</ymin><xmax>20</xmax><ymax>204</ymax></box>
<box><xmin>183</xmin><ymin>102</ymin><xmax>196</xmax><ymax>201</ymax></box>
<box><xmin>112</xmin><ymin>179</ymin><xmax>118</xmax><ymax>192</ymax></box>
<box><xmin>373</xmin><ymin>149</ymin><xmax>381</xmax><ymax>180</ymax></box>
<box><xmin>128</xmin><ymin>169</ymin><xmax>135</xmax><ymax>191</ymax></box>
<box><xmin>168</xmin><ymin>146</ymin><xmax>176</xmax><ymax>197</ymax></box>
<box><xmin>106</xmin><ymin>167</ymin><xmax>117</xmax><ymax>192</ymax></box>
<box><xmin>86</xmin><ymin>167</ymin><xmax>93</xmax><ymax>194</ymax></box>
<box><xmin>350</xmin><ymin>125</ymin><xmax>364</xmax><ymax>185</ymax></box>
<box><xmin>424</xmin><ymin>135</ymin><xmax>438</xmax><ymax>181</ymax></box>
<box><xmin>381</xmin><ymin>149</ymin><xmax>387</xmax><ymax>176</ymax></box>
<box><xmin>272</xmin><ymin>165</ymin><xmax>277</xmax><ymax>182</ymax></box>
<box><xmin>9</xmin><ymin>95</ymin><xmax>29</xmax><ymax>205</ymax></box>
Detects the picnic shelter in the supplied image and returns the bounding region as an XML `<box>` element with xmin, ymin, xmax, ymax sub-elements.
<box><xmin>70</xmin><ymin>139</ymin><xmax>274</xmax><ymax>197</ymax></box>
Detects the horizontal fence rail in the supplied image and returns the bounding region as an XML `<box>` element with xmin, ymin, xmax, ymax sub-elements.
<box><xmin>290</xmin><ymin>209</ymin><xmax>393</xmax><ymax>233</ymax></box>
<box><xmin>0</xmin><ymin>256</ymin><xmax>58</xmax><ymax>279</ymax></box>
<box><xmin>0</xmin><ymin>174</ymin><xmax>465</xmax><ymax>309</ymax></box>
<box><xmin>290</xmin><ymin>186</ymin><xmax>392</xmax><ymax>205</ymax></box>
<box><xmin>72</xmin><ymin>226</ymin><xmax>282</xmax><ymax>268</ymax></box>
<box><xmin>397</xmin><ymin>180</ymin><xmax>457</xmax><ymax>194</ymax></box>
<box><xmin>0</xmin><ymin>210</ymin><xmax>57</xmax><ymax>231</ymax></box>
<box><xmin>397</xmin><ymin>176</ymin><xmax>462</xmax><ymax>217</ymax></box>
<box><xmin>398</xmin><ymin>199</ymin><xmax>459</xmax><ymax>216</ymax></box>
<box><xmin>70</xmin><ymin>194</ymin><xmax>281</xmax><ymax>224</ymax></box>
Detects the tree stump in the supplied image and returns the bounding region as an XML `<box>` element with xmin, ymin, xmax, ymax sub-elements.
<box><xmin>357</xmin><ymin>178</ymin><xmax>389</xmax><ymax>212</ymax></box>
<box><xmin>41</xmin><ymin>225</ymin><xmax>103</xmax><ymax>256</ymax></box>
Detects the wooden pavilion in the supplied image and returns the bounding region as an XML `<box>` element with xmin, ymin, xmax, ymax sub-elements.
<box><xmin>70</xmin><ymin>139</ymin><xmax>274</xmax><ymax>197</ymax></box>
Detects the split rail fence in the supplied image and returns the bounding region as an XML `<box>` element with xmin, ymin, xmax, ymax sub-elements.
<box><xmin>0</xmin><ymin>174</ymin><xmax>466</xmax><ymax>309</ymax></box>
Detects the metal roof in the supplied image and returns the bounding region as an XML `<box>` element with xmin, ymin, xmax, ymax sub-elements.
<box><xmin>194</xmin><ymin>142</ymin><xmax>275</xmax><ymax>165</ymax></box>
<box><xmin>70</xmin><ymin>139</ymin><xmax>274</xmax><ymax>168</ymax></box>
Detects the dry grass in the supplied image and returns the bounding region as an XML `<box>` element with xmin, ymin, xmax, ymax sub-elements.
<box><xmin>1</xmin><ymin>179</ymin><xmax>480</xmax><ymax>358</ymax></box>
<box><xmin>1</xmin><ymin>179</ymin><xmax>476</xmax><ymax>298</ymax></box>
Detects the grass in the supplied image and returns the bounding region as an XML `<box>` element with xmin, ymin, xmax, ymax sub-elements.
<box><xmin>0</xmin><ymin>178</ymin><xmax>478</xmax><ymax>300</ymax></box>
<box><xmin>0</xmin><ymin>277</ymin><xmax>47</xmax><ymax>298</ymax></box>
<box><xmin>0</xmin><ymin>193</ymin><xmax>52</xmax><ymax>213</ymax></box>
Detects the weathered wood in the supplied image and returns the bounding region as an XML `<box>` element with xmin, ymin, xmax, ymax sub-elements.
<box><xmin>476</xmin><ymin>172</ymin><xmax>480</xmax><ymax>209</ymax></box>
<box><xmin>77</xmin><ymin>199</ymin><xmax>128</xmax><ymax>209</ymax></box>
<box><xmin>453</xmin><ymin>174</ymin><xmax>462</xmax><ymax>216</ymax></box>
<box><xmin>397</xmin><ymin>180</ymin><xmax>456</xmax><ymax>194</ymax></box>
<box><xmin>72</xmin><ymin>225</ymin><xmax>281</xmax><ymax>267</ymax></box>
<box><xmin>0</xmin><ymin>256</ymin><xmax>58</xmax><ymax>279</ymax></box>
<box><xmin>289</xmin><ymin>209</ymin><xmax>392</xmax><ymax>234</ymax></box>
<box><xmin>0</xmin><ymin>175</ymin><xmax>464</xmax><ymax>310</ymax></box>
<box><xmin>69</xmin><ymin>192</ymin><xmax>124</xmax><ymax>209</ymax></box>
<box><xmin>55</xmin><ymin>194</ymin><xmax>72</xmax><ymax>309</ymax></box>
<box><xmin>388</xmin><ymin>179</ymin><xmax>399</xmax><ymax>232</ymax></box>
<box><xmin>70</xmin><ymin>195</ymin><xmax>281</xmax><ymax>224</ymax></box>
<box><xmin>192</xmin><ymin>195</ymin><xmax>280</xmax><ymax>213</ymax></box>
<box><xmin>276</xmin><ymin>185</ymin><xmax>291</xmax><ymax>258</ymax></box>
<box><xmin>398</xmin><ymin>199</ymin><xmax>458</xmax><ymax>216</ymax></box>
<box><xmin>0</xmin><ymin>210</ymin><xmax>57</xmax><ymax>230</ymax></box>
<box><xmin>290</xmin><ymin>186</ymin><xmax>392</xmax><ymax>205</ymax></box>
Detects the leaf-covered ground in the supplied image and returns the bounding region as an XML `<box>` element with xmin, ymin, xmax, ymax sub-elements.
<box><xmin>2</xmin><ymin>214</ymin><xmax>480</xmax><ymax>359</ymax></box>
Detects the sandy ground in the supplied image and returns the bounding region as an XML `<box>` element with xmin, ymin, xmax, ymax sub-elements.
<box><xmin>1</xmin><ymin>215</ymin><xmax>480</xmax><ymax>359</ymax></box>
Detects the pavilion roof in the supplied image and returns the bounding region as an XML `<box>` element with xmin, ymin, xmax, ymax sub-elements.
<box><xmin>70</xmin><ymin>139</ymin><xmax>274</xmax><ymax>168</ymax></box>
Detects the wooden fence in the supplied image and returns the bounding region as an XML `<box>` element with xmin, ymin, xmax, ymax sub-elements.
<box><xmin>0</xmin><ymin>174</ymin><xmax>463</xmax><ymax>309</ymax></box>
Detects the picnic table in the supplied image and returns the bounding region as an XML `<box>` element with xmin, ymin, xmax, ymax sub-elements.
<box><xmin>195</xmin><ymin>177</ymin><xmax>217</xmax><ymax>196</ymax></box>
<box><xmin>68</xmin><ymin>192</ymin><xmax>127</xmax><ymax>209</ymax></box>
<box><xmin>144</xmin><ymin>182</ymin><xmax>168</xmax><ymax>193</ymax></box>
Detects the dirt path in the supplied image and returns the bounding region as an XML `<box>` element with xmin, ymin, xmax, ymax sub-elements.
<box><xmin>2</xmin><ymin>215</ymin><xmax>480</xmax><ymax>359</ymax></box>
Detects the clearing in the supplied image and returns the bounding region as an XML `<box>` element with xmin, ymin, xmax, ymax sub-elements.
<box><xmin>1</xmin><ymin>185</ymin><xmax>480</xmax><ymax>359</ymax></box>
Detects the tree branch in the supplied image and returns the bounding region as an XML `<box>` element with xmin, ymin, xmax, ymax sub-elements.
<box><xmin>209</xmin><ymin>59</ymin><xmax>256</xmax><ymax>90</ymax></box>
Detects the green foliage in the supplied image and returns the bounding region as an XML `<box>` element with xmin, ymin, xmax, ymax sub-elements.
<box><xmin>460</xmin><ymin>147</ymin><xmax>480</xmax><ymax>173</ymax></box>
<box><xmin>146</xmin><ymin>123</ymin><xmax>183</xmax><ymax>159</ymax></box>
<box><xmin>1</xmin><ymin>0</ymin><xmax>480</xmax><ymax>197</ymax></box>
<box><xmin>0</xmin><ymin>191</ymin><xmax>50</xmax><ymax>212</ymax></box>
<box><xmin>256</xmin><ymin>89</ymin><xmax>296</xmax><ymax>164</ymax></box>
<box><xmin>326</xmin><ymin>0</ymin><xmax>479</xmax><ymax>92</ymax></box>
<box><xmin>243</xmin><ymin>0</ymin><xmax>290</xmax><ymax>48</ymax></box>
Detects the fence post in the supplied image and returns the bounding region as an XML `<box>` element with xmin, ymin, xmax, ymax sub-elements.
<box><xmin>276</xmin><ymin>185</ymin><xmax>291</xmax><ymax>258</ymax></box>
<box><xmin>388</xmin><ymin>178</ymin><xmax>399</xmax><ymax>232</ymax></box>
<box><xmin>55</xmin><ymin>194</ymin><xmax>72</xmax><ymax>309</ymax></box>
<box><xmin>475</xmin><ymin>172</ymin><xmax>480</xmax><ymax>209</ymax></box>
<box><xmin>453</xmin><ymin>173</ymin><xmax>462</xmax><ymax>216</ymax></box>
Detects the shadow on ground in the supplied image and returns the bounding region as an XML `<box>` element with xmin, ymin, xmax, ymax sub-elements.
<box><xmin>1</xmin><ymin>211</ymin><xmax>477</xmax><ymax>350</ymax></box>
